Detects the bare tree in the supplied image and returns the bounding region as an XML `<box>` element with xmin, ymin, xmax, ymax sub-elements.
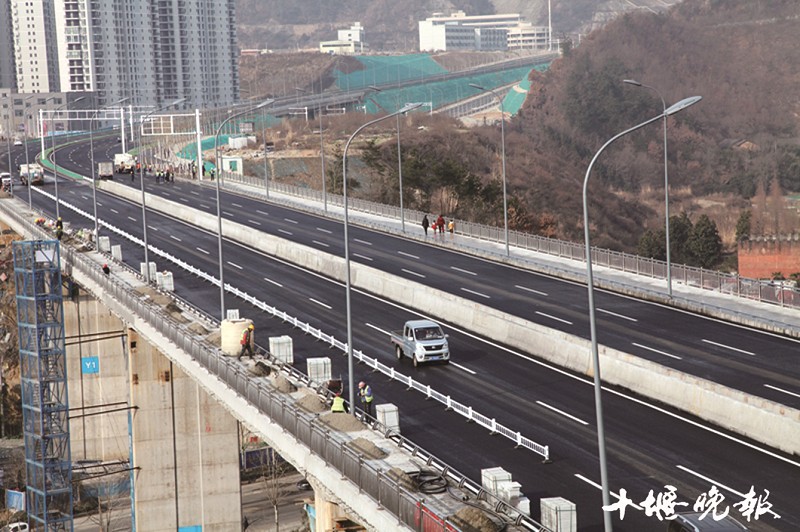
<box><xmin>260</xmin><ymin>451</ymin><xmax>297</xmax><ymax>532</ymax></box>
<box><xmin>78</xmin><ymin>467</ymin><xmax>130</xmax><ymax>532</ymax></box>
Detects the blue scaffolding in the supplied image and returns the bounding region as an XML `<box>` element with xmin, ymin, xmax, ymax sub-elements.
<box><xmin>13</xmin><ymin>240</ymin><xmax>74</xmax><ymax>531</ymax></box>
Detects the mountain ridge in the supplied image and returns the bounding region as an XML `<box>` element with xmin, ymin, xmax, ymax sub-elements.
<box><xmin>235</xmin><ymin>0</ymin><xmax>677</xmax><ymax>51</ymax></box>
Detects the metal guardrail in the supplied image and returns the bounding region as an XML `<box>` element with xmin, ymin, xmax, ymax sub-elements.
<box><xmin>213</xmin><ymin>171</ymin><xmax>800</xmax><ymax>311</ymax></box>
<box><xmin>0</xmin><ymin>200</ymin><xmax>552</xmax><ymax>532</ymax></box>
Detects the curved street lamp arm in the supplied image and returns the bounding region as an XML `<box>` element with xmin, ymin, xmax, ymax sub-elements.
<box><xmin>213</xmin><ymin>99</ymin><xmax>274</xmax><ymax>320</ymax></box>
<box><xmin>582</xmin><ymin>94</ymin><xmax>701</xmax><ymax>532</ymax></box>
<box><xmin>342</xmin><ymin>103</ymin><xmax>422</xmax><ymax>412</ymax></box>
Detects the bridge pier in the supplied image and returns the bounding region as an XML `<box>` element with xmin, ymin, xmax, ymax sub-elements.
<box><xmin>64</xmin><ymin>285</ymin><xmax>242</xmax><ymax>530</ymax></box>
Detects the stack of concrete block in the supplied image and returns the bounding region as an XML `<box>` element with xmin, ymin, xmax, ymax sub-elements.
<box><xmin>375</xmin><ymin>403</ymin><xmax>399</xmax><ymax>432</ymax></box>
<box><xmin>540</xmin><ymin>497</ymin><xmax>576</xmax><ymax>532</ymax></box>
<box><xmin>481</xmin><ymin>467</ymin><xmax>512</xmax><ymax>494</ymax></box>
<box><xmin>156</xmin><ymin>271</ymin><xmax>174</xmax><ymax>291</ymax></box>
<box><xmin>306</xmin><ymin>357</ymin><xmax>331</xmax><ymax>385</ymax></box>
<box><xmin>269</xmin><ymin>335</ymin><xmax>294</xmax><ymax>364</ymax></box>
<box><xmin>140</xmin><ymin>261</ymin><xmax>156</xmax><ymax>279</ymax></box>
<box><xmin>481</xmin><ymin>467</ymin><xmax>531</xmax><ymax>517</ymax></box>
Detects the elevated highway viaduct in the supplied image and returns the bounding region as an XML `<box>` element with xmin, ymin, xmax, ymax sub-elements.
<box><xmin>2</xmin><ymin>134</ymin><xmax>798</xmax><ymax>530</ymax></box>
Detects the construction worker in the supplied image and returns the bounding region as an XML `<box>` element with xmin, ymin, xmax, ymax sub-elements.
<box><xmin>55</xmin><ymin>217</ymin><xmax>63</xmax><ymax>230</ymax></box>
<box><xmin>238</xmin><ymin>323</ymin><xmax>255</xmax><ymax>360</ymax></box>
<box><xmin>359</xmin><ymin>381</ymin><xmax>374</xmax><ymax>417</ymax></box>
<box><xmin>330</xmin><ymin>392</ymin><xmax>348</xmax><ymax>413</ymax></box>
<box><xmin>102</xmin><ymin>263</ymin><xmax>110</xmax><ymax>275</ymax></box>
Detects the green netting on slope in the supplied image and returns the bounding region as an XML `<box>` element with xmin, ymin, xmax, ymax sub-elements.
<box><xmin>177</xmin><ymin>136</ymin><xmax>231</xmax><ymax>161</ymax></box>
<box><xmin>502</xmin><ymin>70</ymin><xmax>533</xmax><ymax>116</ymax></box>
<box><xmin>335</xmin><ymin>54</ymin><xmax>448</xmax><ymax>90</ymax></box>
<box><xmin>363</xmin><ymin>65</ymin><xmax>535</xmax><ymax>114</ymax></box>
<box><xmin>176</xmin><ymin>112</ymin><xmax>282</xmax><ymax>168</ymax></box>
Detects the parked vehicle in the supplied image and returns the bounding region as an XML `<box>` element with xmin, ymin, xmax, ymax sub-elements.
<box><xmin>1</xmin><ymin>172</ymin><xmax>11</xmax><ymax>192</ymax></box>
<box><xmin>1</xmin><ymin>522</ymin><xmax>29</xmax><ymax>532</ymax></box>
<box><xmin>19</xmin><ymin>163</ymin><xmax>44</xmax><ymax>186</ymax></box>
<box><xmin>114</xmin><ymin>153</ymin><xmax>135</xmax><ymax>174</ymax></box>
<box><xmin>390</xmin><ymin>319</ymin><xmax>450</xmax><ymax>367</ymax></box>
<box><xmin>13</xmin><ymin>139</ymin><xmax>23</xmax><ymax>146</ymax></box>
<box><xmin>97</xmin><ymin>161</ymin><xmax>114</xmax><ymax>180</ymax></box>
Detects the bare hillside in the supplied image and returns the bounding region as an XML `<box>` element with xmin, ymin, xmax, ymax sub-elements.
<box><xmin>235</xmin><ymin>0</ymin><xmax>678</xmax><ymax>51</ymax></box>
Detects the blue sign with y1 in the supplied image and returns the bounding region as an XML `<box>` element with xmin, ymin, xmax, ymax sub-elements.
<box><xmin>82</xmin><ymin>356</ymin><xmax>99</xmax><ymax>374</ymax></box>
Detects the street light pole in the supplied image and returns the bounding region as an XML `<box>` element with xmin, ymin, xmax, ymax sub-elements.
<box><xmin>469</xmin><ymin>84</ymin><xmax>509</xmax><ymax>256</ymax></box>
<box><xmin>297</xmin><ymin>86</ymin><xmax>328</xmax><ymax>211</ymax></box>
<box><xmin>50</xmin><ymin>96</ymin><xmax>85</xmax><ymax>219</ymax></box>
<box><xmin>623</xmin><ymin>79</ymin><xmax>673</xmax><ymax>297</ymax></box>
<box><xmin>90</xmin><ymin>98</ymin><xmax>129</xmax><ymax>243</ymax></box>
<box><xmin>139</xmin><ymin>98</ymin><xmax>186</xmax><ymax>283</ymax></box>
<box><xmin>368</xmin><ymin>86</ymin><xmax>409</xmax><ymax>232</ymax></box>
<box><xmin>22</xmin><ymin>95</ymin><xmax>34</xmax><ymax>210</ymax></box>
<box><xmin>582</xmin><ymin>95</ymin><xmax>701</xmax><ymax>532</ymax></box>
<box><xmin>261</xmin><ymin>108</ymin><xmax>270</xmax><ymax>199</ymax></box>
<box><xmin>342</xmin><ymin>102</ymin><xmax>422</xmax><ymax>413</ymax></box>
<box><xmin>319</xmin><ymin>96</ymin><xmax>327</xmax><ymax>214</ymax></box>
<box><xmin>3</xmin><ymin>94</ymin><xmax>11</xmax><ymax>189</ymax></box>
<box><xmin>214</xmin><ymin>100</ymin><xmax>273</xmax><ymax>321</ymax></box>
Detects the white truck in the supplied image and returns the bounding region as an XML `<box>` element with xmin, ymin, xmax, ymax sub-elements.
<box><xmin>97</xmin><ymin>161</ymin><xmax>114</xmax><ymax>180</ymax></box>
<box><xmin>114</xmin><ymin>153</ymin><xmax>135</xmax><ymax>174</ymax></box>
<box><xmin>390</xmin><ymin>319</ymin><xmax>450</xmax><ymax>367</ymax></box>
<box><xmin>19</xmin><ymin>163</ymin><xmax>44</xmax><ymax>186</ymax></box>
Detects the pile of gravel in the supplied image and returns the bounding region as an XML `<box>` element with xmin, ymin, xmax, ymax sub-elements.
<box><xmin>450</xmin><ymin>506</ymin><xmax>501</xmax><ymax>532</ymax></box>
<box><xmin>346</xmin><ymin>437</ymin><xmax>388</xmax><ymax>460</ymax></box>
<box><xmin>318</xmin><ymin>412</ymin><xmax>367</xmax><ymax>432</ymax></box>
<box><xmin>296</xmin><ymin>392</ymin><xmax>327</xmax><ymax>413</ymax></box>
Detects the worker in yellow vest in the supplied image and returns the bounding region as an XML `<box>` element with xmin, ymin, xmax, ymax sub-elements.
<box><xmin>359</xmin><ymin>381</ymin><xmax>373</xmax><ymax>417</ymax></box>
<box><xmin>330</xmin><ymin>392</ymin><xmax>348</xmax><ymax>413</ymax></box>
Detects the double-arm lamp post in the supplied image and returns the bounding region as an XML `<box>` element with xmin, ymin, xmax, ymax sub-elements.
<box><xmin>623</xmin><ymin>79</ymin><xmax>674</xmax><ymax>297</ymax></box>
<box><xmin>583</xmin><ymin>95</ymin><xmax>701</xmax><ymax>532</ymax></box>
<box><xmin>214</xmin><ymin>99</ymin><xmax>274</xmax><ymax>321</ymax></box>
<box><xmin>139</xmin><ymin>98</ymin><xmax>187</xmax><ymax>283</ymax></box>
<box><xmin>342</xmin><ymin>103</ymin><xmax>423</xmax><ymax>412</ymax></box>
<box><xmin>21</xmin><ymin>95</ymin><xmax>34</xmax><ymax>210</ymax></box>
<box><xmin>469</xmin><ymin>83</ymin><xmax>509</xmax><ymax>256</ymax></box>
<box><xmin>3</xmin><ymin>95</ymin><xmax>11</xmax><ymax>191</ymax></box>
<box><xmin>50</xmin><ymin>96</ymin><xmax>86</xmax><ymax>219</ymax></box>
<box><xmin>90</xmin><ymin>97</ymin><xmax>129</xmax><ymax>242</ymax></box>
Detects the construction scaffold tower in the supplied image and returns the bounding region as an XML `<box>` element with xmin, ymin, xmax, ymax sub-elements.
<box><xmin>13</xmin><ymin>240</ymin><xmax>74</xmax><ymax>530</ymax></box>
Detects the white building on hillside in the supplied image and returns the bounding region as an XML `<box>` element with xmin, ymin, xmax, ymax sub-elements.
<box><xmin>321</xmin><ymin>22</ymin><xmax>368</xmax><ymax>55</ymax></box>
<box><xmin>338</xmin><ymin>22</ymin><xmax>365</xmax><ymax>43</ymax></box>
<box><xmin>419</xmin><ymin>11</ymin><xmax>550</xmax><ymax>52</ymax></box>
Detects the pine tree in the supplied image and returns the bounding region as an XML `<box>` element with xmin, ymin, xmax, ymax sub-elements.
<box><xmin>688</xmin><ymin>214</ymin><xmax>723</xmax><ymax>268</ymax></box>
<box><xmin>735</xmin><ymin>210</ymin><xmax>752</xmax><ymax>241</ymax></box>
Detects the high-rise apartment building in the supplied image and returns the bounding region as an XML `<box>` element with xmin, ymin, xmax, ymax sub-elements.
<box><xmin>4</xmin><ymin>0</ymin><xmax>239</xmax><ymax>109</ymax></box>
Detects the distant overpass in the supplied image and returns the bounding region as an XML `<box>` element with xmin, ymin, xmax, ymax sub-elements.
<box><xmin>254</xmin><ymin>52</ymin><xmax>557</xmax><ymax>120</ymax></box>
